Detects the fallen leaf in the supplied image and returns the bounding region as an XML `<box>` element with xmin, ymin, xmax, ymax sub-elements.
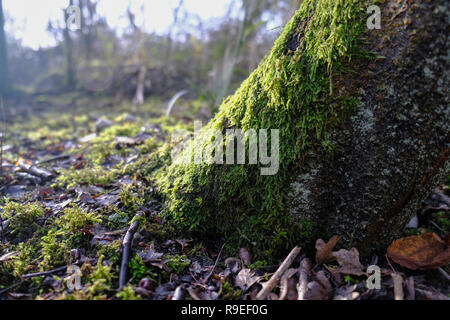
<box><xmin>225</xmin><ymin>257</ymin><xmax>242</xmax><ymax>274</ymax></box>
<box><xmin>316</xmin><ymin>236</ymin><xmax>341</xmax><ymax>264</ymax></box>
<box><xmin>332</xmin><ymin>248</ymin><xmax>365</xmax><ymax>276</ymax></box>
<box><xmin>387</xmin><ymin>233</ymin><xmax>450</xmax><ymax>270</ymax></box>
<box><xmin>139</xmin><ymin>243</ymin><xmax>164</xmax><ymax>261</ymax></box>
<box><xmin>235</xmin><ymin>268</ymin><xmax>261</xmax><ymax>292</ymax></box>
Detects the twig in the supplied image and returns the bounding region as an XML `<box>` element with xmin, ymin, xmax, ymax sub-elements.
<box><xmin>0</xmin><ymin>281</ymin><xmax>24</xmax><ymax>296</ymax></box>
<box><xmin>119</xmin><ymin>211</ymin><xmax>144</xmax><ymax>288</ymax></box>
<box><xmin>437</xmin><ymin>267</ymin><xmax>450</xmax><ymax>282</ymax></box>
<box><xmin>297</xmin><ymin>257</ymin><xmax>312</xmax><ymax>300</ymax></box>
<box><xmin>22</xmin><ymin>266</ymin><xmax>68</xmax><ymax>279</ymax></box>
<box><xmin>256</xmin><ymin>246</ymin><xmax>301</xmax><ymax>300</ymax></box>
<box><xmin>36</xmin><ymin>155</ymin><xmax>70</xmax><ymax>165</ymax></box>
<box><xmin>391</xmin><ymin>273</ymin><xmax>404</xmax><ymax>300</ymax></box>
<box><xmin>203</xmin><ymin>242</ymin><xmax>227</xmax><ymax>284</ymax></box>
<box><xmin>415</xmin><ymin>288</ymin><xmax>450</xmax><ymax>300</ymax></box>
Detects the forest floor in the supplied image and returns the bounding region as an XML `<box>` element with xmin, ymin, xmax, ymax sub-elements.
<box><xmin>0</xmin><ymin>96</ymin><xmax>449</xmax><ymax>300</ymax></box>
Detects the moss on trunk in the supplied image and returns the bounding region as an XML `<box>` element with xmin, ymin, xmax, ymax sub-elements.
<box><xmin>155</xmin><ymin>0</ymin><xmax>371</xmax><ymax>259</ymax></box>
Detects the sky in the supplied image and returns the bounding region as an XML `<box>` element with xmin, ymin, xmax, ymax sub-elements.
<box><xmin>2</xmin><ymin>0</ymin><xmax>237</xmax><ymax>50</ymax></box>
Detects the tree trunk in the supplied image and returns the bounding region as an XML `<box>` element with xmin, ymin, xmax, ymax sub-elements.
<box><xmin>157</xmin><ymin>0</ymin><xmax>449</xmax><ymax>260</ymax></box>
<box><xmin>0</xmin><ymin>0</ymin><xmax>9</xmax><ymax>96</ymax></box>
<box><xmin>63</xmin><ymin>0</ymin><xmax>76</xmax><ymax>89</ymax></box>
<box><xmin>133</xmin><ymin>65</ymin><xmax>147</xmax><ymax>106</ymax></box>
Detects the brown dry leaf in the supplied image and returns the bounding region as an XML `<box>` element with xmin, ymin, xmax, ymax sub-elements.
<box><xmin>332</xmin><ymin>248</ymin><xmax>366</xmax><ymax>276</ymax></box>
<box><xmin>316</xmin><ymin>236</ymin><xmax>341</xmax><ymax>264</ymax></box>
<box><xmin>387</xmin><ymin>233</ymin><xmax>450</xmax><ymax>270</ymax></box>
<box><xmin>304</xmin><ymin>271</ymin><xmax>332</xmax><ymax>300</ymax></box>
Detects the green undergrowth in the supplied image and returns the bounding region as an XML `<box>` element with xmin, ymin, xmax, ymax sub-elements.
<box><xmin>155</xmin><ymin>0</ymin><xmax>372</xmax><ymax>261</ymax></box>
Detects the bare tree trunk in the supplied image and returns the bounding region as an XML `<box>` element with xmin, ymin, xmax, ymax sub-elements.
<box><xmin>133</xmin><ymin>65</ymin><xmax>147</xmax><ymax>106</ymax></box>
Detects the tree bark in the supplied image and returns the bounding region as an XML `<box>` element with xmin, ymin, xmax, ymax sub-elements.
<box><xmin>288</xmin><ymin>0</ymin><xmax>449</xmax><ymax>255</ymax></box>
<box><xmin>158</xmin><ymin>0</ymin><xmax>449</xmax><ymax>259</ymax></box>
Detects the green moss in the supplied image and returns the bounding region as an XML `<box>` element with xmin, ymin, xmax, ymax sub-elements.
<box><xmin>10</xmin><ymin>241</ymin><xmax>40</xmax><ymax>277</ymax></box>
<box><xmin>54</xmin><ymin>166</ymin><xmax>119</xmax><ymax>189</ymax></box>
<box><xmin>40</xmin><ymin>228</ymin><xmax>69</xmax><ymax>270</ymax></box>
<box><xmin>96</xmin><ymin>240</ymin><xmax>122</xmax><ymax>264</ymax></box>
<box><xmin>84</xmin><ymin>256</ymin><xmax>117</xmax><ymax>299</ymax></box>
<box><xmin>119</xmin><ymin>184</ymin><xmax>145</xmax><ymax>211</ymax></box>
<box><xmin>116</xmin><ymin>285</ymin><xmax>142</xmax><ymax>300</ymax></box>
<box><xmin>155</xmin><ymin>0</ymin><xmax>370</xmax><ymax>260</ymax></box>
<box><xmin>129</xmin><ymin>255</ymin><xmax>158</xmax><ymax>283</ymax></box>
<box><xmin>166</xmin><ymin>255</ymin><xmax>190</xmax><ymax>275</ymax></box>
<box><xmin>221</xmin><ymin>281</ymin><xmax>243</xmax><ymax>300</ymax></box>
<box><xmin>1</xmin><ymin>200</ymin><xmax>45</xmax><ymax>240</ymax></box>
<box><xmin>54</xmin><ymin>204</ymin><xmax>102</xmax><ymax>232</ymax></box>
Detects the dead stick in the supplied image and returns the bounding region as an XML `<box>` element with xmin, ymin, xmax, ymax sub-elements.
<box><xmin>119</xmin><ymin>212</ymin><xmax>144</xmax><ymax>288</ymax></box>
<box><xmin>203</xmin><ymin>242</ymin><xmax>226</xmax><ymax>284</ymax></box>
<box><xmin>438</xmin><ymin>267</ymin><xmax>450</xmax><ymax>282</ymax></box>
<box><xmin>22</xmin><ymin>266</ymin><xmax>68</xmax><ymax>279</ymax></box>
<box><xmin>297</xmin><ymin>258</ymin><xmax>312</xmax><ymax>300</ymax></box>
<box><xmin>256</xmin><ymin>246</ymin><xmax>301</xmax><ymax>300</ymax></box>
<box><xmin>405</xmin><ymin>276</ymin><xmax>415</xmax><ymax>300</ymax></box>
<box><xmin>18</xmin><ymin>161</ymin><xmax>53</xmax><ymax>181</ymax></box>
<box><xmin>416</xmin><ymin>288</ymin><xmax>450</xmax><ymax>300</ymax></box>
<box><xmin>391</xmin><ymin>273</ymin><xmax>404</xmax><ymax>301</ymax></box>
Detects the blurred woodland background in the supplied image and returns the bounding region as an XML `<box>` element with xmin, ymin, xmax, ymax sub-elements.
<box><xmin>0</xmin><ymin>0</ymin><xmax>302</xmax><ymax>117</ymax></box>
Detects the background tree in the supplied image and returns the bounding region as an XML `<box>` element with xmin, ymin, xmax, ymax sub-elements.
<box><xmin>63</xmin><ymin>0</ymin><xmax>76</xmax><ymax>89</ymax></box>
<box><xmin>0</xmin><ymin>0</ymin><xmax>9</xmax><ymax>96</ymax></box>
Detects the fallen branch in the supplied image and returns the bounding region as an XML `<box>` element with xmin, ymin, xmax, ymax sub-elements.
<box><xmin>119</xmin><ymin>212</ymin><xmax>144</xmax><ymax>288</ymax></box>
<box><xmin>17</xmin><ymin>161</ymin><xmax>53</xmax><ymax>181</ymax></box>
<box><xmin>405</xmin><ymin>276</ymin><xmax>415</xmax><ymax>300</ymax></box>
<box><xmin>297</xmin><ymin>258</ymin><xmax>312</xmax><ymax>300</ymax></box>
<box><xmin>256</xmin><ymin>246</ymin><xmax>301</xmax><ymax>300</ymax></box>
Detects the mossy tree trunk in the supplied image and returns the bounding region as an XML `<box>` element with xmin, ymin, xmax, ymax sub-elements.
<box><xmin>157</xmin><ymin>0</ymin><xmax>449</xmax><ymax>260</ymax></box>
